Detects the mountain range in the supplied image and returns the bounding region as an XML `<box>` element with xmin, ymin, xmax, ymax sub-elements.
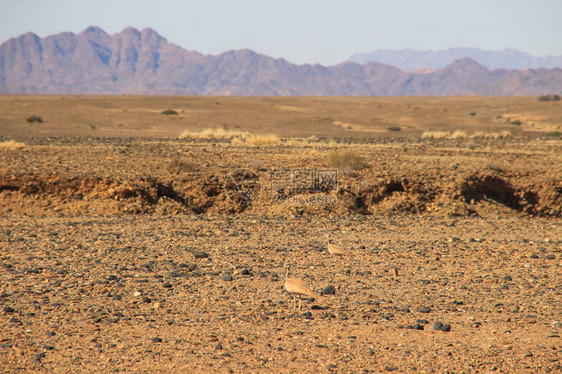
<box><xmin>1</xmin><ymin>26</ymin><xmax>561</xmax><ymax>96</ymax></box>
<box><xmin>348</xmin><ymin>48</ymin><xmax>562</xmax><ymax>70</ymax></box>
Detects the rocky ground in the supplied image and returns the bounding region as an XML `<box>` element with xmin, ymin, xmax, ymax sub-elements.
<box><xmin>1</xmin><ymin>135</ymin><xmax>561</xmax><ymax>373</ymax></box>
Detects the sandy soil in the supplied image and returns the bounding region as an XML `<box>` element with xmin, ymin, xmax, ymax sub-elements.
<box><xmin>0</xmin><ymin>96</ymin><xmax>561</xmax><ymax>373</ymax></box>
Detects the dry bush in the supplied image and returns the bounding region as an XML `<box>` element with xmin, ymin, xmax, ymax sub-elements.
<box><xmin>421</xmin><ymin>131</ymin><xmax>450</xmax><ymax>139</ymax></box>
<box><xmin>450</xmin><ymin>130</ymin><xmax>468</xmax><ymax>139</ymax></box>
<box><xmin>167</xmin><ymin>157</ymin><xmax>198</xmax><ymax>173</ymax></box>
<box><xmin>326</xmin><ymin>150</ymin><xmax>368</xmax><ymax>175</ymax></box>
<box><xmin>470</xmin><ymin>131</ymin><xmax>511</xmax><ymax>139</ymax></box>
<box><xmin>387</xmin><ymin>126</ymin><xmax>401</xmax><ymax>132</ymax></box>
<box><xmin>27</xmin><ymin>115</ymin><xmax>43</xmax><ymax>123</ymax></box>
<box><xmin>0</xmin><ymin>139</ymin><xmax>25</xmax><ymax>150</ymax></box>
<box><xmin>244</xmin><ymin>134</ymin><xmax>280</xmax><ymax>146</ymax></box>
<box><xmin>179</xmin><ymin>128</ymin><xmax>248</xmax><ymax>140</ymax></box>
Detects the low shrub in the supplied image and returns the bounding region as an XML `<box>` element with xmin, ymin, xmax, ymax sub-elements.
<box><xmin>27</xmin><ymin>115</ymin><xmax>43</xmax><ymax>123</ymax></box>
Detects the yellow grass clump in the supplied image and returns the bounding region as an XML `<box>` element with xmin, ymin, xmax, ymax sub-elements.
<box><xmin>470</xmin><ymin>130</ymin><xmax>512</xmax><ymax>139</ymax></box>
<box><xmin>450</xmin><ymin>130</ymin><xmax>468</xmax><ymax>139</ymax></box>
<box><xmin>179</xmin><ymin>128</ymin><xmax>248</xmax><ymax>140</ymax></box>
<box><xmin>326</xmin><ymin>150</ymin><xmax>368</xmax><ymax>174</ymax></box>
<box><xmin>0</xmin><ymin>139</ymin><xmax>26</xmax><ymax>150</ymax></box>
<box><xmin>243</xmin><ymin>134</ymin><xmax>280</xmax><ymax>146</ymax></box>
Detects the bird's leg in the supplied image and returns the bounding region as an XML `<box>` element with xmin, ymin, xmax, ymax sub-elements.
<box><xmin>298</xmin><ymin>296</ymin><xmax>303</xmax><ymax>310</ymax></box>
<box><xmin>292</xmin><ymin>293</ymin><xmax>296</xmax><ymax>310</ymax></box>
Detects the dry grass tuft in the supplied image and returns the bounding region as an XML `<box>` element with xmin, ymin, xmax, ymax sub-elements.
<box><xmin>179</xmin><ymin>128</ymin><xmax>248</xmax><ymax>140</ymax></box>
<box><xmin>470</xmin><ymin>131</ymin><xmax>512</xmax><ymax>139</ymax></box>
<box><xmin>0</xmin><ymin>139</ymin><xmax>26</xmax><ymax>150</ymax></box>
<box><xmin>244</xmin><ymin>134</ymin><xmax>280</xmax><ymax>146</ymax></box>
<box><xmin>450</xmin><ymin>130</ymin><xmax>468</xmax><ymax>139</ymax></box>
<box><xmin>421</xmin><ymin>131</ymin><xmax>450</xmax><ymax>139</ymax></box>
<box><xmin>167</xmin><ymin>157</ymin><xmax>198</xmax><ymax>173</ymax></box>
<box><xmin>326</xmin><ymin>150</ymin><xmax>368</xmax><ymax>175</ymax></box>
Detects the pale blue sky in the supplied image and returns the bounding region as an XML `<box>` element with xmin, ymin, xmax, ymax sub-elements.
<box><xmin>1</xmin><ymin>0</ymin><xmax>561</xmax><ymax>65</ymax></box>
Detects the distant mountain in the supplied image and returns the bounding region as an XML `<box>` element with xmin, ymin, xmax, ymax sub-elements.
<box><xmin>348</xmin><ymin>48</ymin><xmax>562</xmax><ymax>70</ymax></box>
<box><xmin>1</xmin><ymin>27</ymin><xmax>562</xmax><ymax>95</ymax></box>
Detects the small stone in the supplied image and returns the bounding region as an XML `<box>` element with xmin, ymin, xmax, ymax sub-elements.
<box><xmin>441</xmin><ymin>324</ymin><xmax>451</xmax><ymax>332</ymax></box>
<box><xmin>192</xmin><ymin>251</ymin><xmax>209</xmax><ymax>259</ymax></box>
<box><xmin>433</xmin><ymin>322</ymin><xmax>443</xmax><ymax>330</ymax></box>
<box><xmin>503</xmin><ymin>275</ymin><xmax>512</xmax><ymax>281</ymax></box>
<box><xmin>322</xmin><ymin>285</ymin><xmax>336</xmax><ymax>295</ymax></box>
<box><xmin>163</xmin><ymin>282</ymin><xmax>172</xmax><ymax>288</ymax></box>
<box><xmin>240</xmin><ymin>269</ymin><xmax>250</xmax><ymax>275</ymax></box>
<box><xmin>530</xmin><ymin>254</ymin><xmax>539</xmax><ymax>259</ymax></box>
<box><xmin>546</xmin><ymin>254</ymin><xmax>555</xmax><ymax>260</ymax></box>
<box><xmin>109</xmin><ymin>317</ymin><xmax>119</xmax><ymax>323</ymax></box>
<box><xmin>418</xmin><ymin>307</ymin><xmax>431</xmax><ymax>313</ymax></box>
<box><xmin>4</xmin><ymin>307</ymin><xmax>15</xmax><ymax>313</ymax></box>
<box><xmin>215</xmin><ymin>343</ymin><xmax>223</xmax><ymax>350</ymax></box>
<box><xmin>222</xmin><ymin>274</ymin><xmax>233</xmax><ymax>281</ymax></box>
<box><xmin>142</xmin><ymin>296</ymin><xmax>152</xmax><ymax>303</ymax></box>
<box><xmin>449</xmin><ymin>237</ymin><xmax>461</xmax><ymax>243</ymax></box>
<box><xmin>416</xmin><ymin>319</ymin><xmax>429</xmax><ymax>324</ymax></box>
<box><xmin>237</xmin><ymin>337</ymin><xmax>245</xmax><ymax>342</ymax></box>
<box><xmin>303</xmin><ymin>311</ymin><xmax>313</xmax><ymax>319</ymax></box>
<box><xmin>93</xmin><ymin>317</ymin><xmax>102</xmax><ymax>323</ymax></box>
<box><xmin>152</xmin><ymin>337</ymin><xmax>162</xmax><ymax>343</ymax></box>
<box><xmin>46</xmin><ymin>331</ymin><xmax>56</xmax><ymax>337</ymax></box>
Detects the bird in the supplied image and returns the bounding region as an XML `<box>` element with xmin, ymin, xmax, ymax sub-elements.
<box><xmin>326</xmin><ymin>234</ymin><xmax>348</xmax><ymax>257</ymax></box>
<box><xmin>283</xmin><ymin>264</ymin><xmax>318</xmax><ymax>310</ymax></box>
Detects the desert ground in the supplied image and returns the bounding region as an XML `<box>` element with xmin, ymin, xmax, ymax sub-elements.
<box><xmin>0</xmin><ymin>95</ymin><xmax>561</xmax><ymax>373</ymax></box>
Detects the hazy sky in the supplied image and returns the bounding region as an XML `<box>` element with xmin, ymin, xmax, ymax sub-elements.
<box><xmin>1</xmin><ymin>0</ymin><xmax>561</xmax><ymax>65</ymax></box>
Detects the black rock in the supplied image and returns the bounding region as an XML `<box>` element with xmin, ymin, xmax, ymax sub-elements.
<box><xmin>303</xmin><ymin>311</ymin><xmax>313</xmax><ymax>320</ymax></box>
<box><xmin>222</xmin><ymin>274</ymin><xmax>233</xmax><ymax>281</ymax></box>
<box><xmin>4</xmin><ymin>307</ymin><xmax>15</xmax><ymax>313</ymax></box>
<box><xmin>163</xmin><ymin>282</ymin><xmax>173</xmax><ymax>288</ymax></box>
<box><xmin>441</xmin><ymin>324</ymin><xmax>451</xmax><ymax>332</ymax></box>
<box><xmin>237</xmin><ymin>337</ymin><xmax>245</xmax><ymax>342</ymax></box>
<box><xmin>322</xmin><ymin>285</ymin><xmax>336</xmax><ymax>295</ymax></box>
<box><xmin>433</xmin><ymin>322</ymin><xmax>443</xmax><ymax>330</ymax></box>
<box><xmin>240</xmin><ymin>269</ymin><xmax>250</xmax><ymax>275</ymax></box>
<box><xmin>93</xmin><ymin>317</ymin><xmax>102</xmax><ymax>323</ymax></box>
<box><xmin>152</xmin><ymin>337</ymin><xmax>162</xmax><ymax>343</ymax></box>
<box><xmin>546</xmin><ymin>254</ymin><xmax>556</xmax><ymax>260</ymax></box>
<box><xmin>418</xmin><ymin>307</ymin><xmax>431</xmax><ymax>313</ymax></box>
<box><xmin>416</xmin><ymin>319</ymin><xmax>429</xmax><ymax>324</ymax></box>
<box><xmin>530</xmin><ymin>254</ymin><xmax>539</xmax><ymax>259</ymax></box>
<box><xmin>143</xmin><ymin>296</ymin><xmax>152</xmax><ymax>303</ymax></box>
<box><xmin>215</xmin><ymin>343</ymin><xmax>223</xmax><ymax>350</ymax></box>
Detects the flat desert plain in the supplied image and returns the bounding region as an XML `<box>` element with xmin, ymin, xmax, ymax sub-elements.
<box><xmin>0</xmin><ymin>96</ymin><xmax>561</xmax><ymax>373</ymax></box>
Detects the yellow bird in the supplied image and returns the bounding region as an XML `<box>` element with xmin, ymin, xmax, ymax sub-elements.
<box><xmin>283</xmin><ymin>264</ymin><xmax>318</xmax><ymax>310</ymax></box>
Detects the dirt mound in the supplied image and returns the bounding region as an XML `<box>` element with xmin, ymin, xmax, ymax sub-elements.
<box><xmin>1</xmin><ymin>171</ymin><xmax>560</xmax><ymax>217</ymax></box>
